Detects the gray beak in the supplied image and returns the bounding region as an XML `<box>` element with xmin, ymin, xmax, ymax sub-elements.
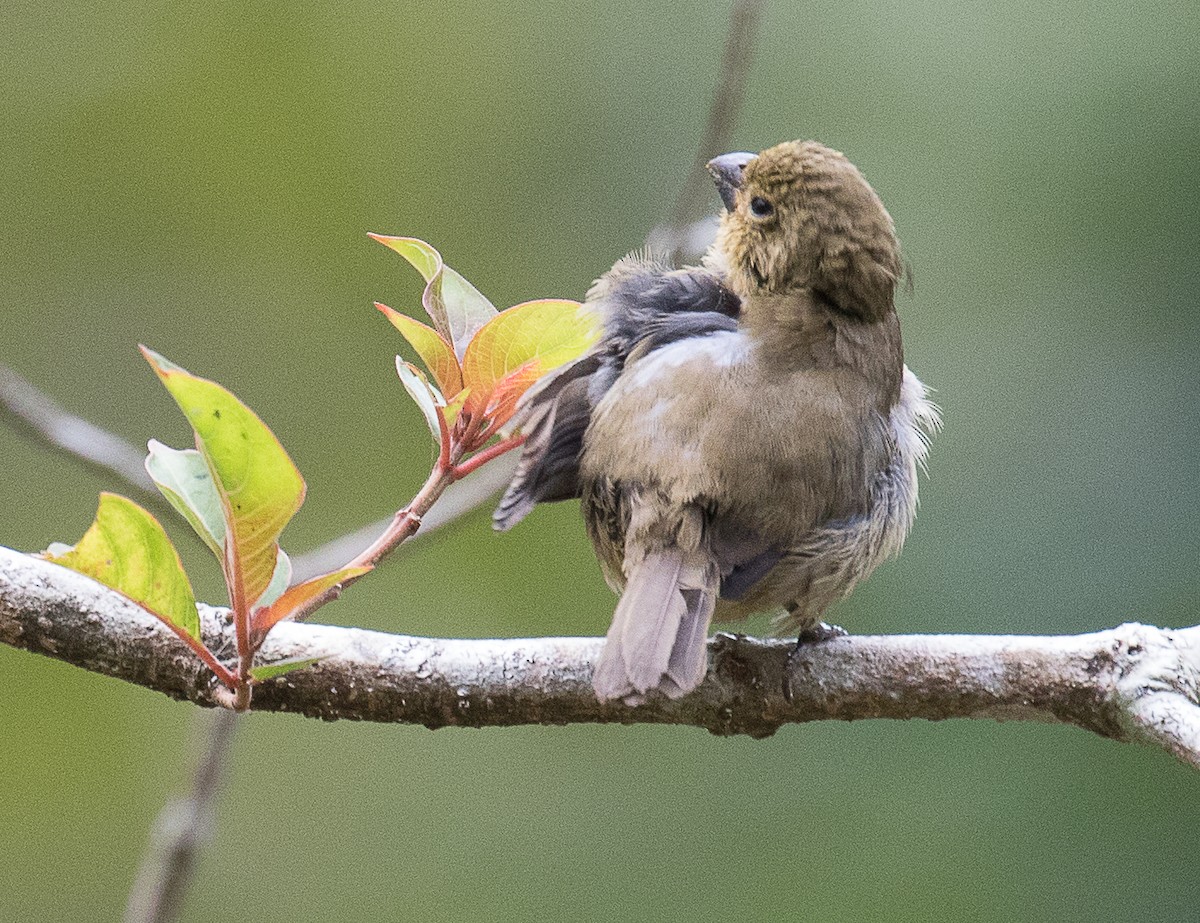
<box><xmin>707</xmin><ymin>151</ymin><xmax>755</xmax><ymax>211</ymax></box>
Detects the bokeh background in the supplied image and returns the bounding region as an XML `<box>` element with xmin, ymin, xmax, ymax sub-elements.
<box><xmin>2</xmin><ymin>1</ymin><xmax>1198</xmax><ymax>920</ymax></box>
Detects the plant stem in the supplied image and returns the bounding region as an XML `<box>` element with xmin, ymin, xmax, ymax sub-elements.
<box><xmin>271</xmin><ymin>431</ymin><xmax>524</xmax><ymax>627</ymax></box>
<box><xmin>280</xmin><ymin>461</ymin><xmax>457</xmax><ymax>625</ymax></box>
<box><xmin>452</xmin><ymin>433</ymin><xmax>525</xmax><ymax>479</ymax></box>
<box><xmin>123</xmin><ymin>710</ymin><xmax>239</xmax><ymax>923</ymax></box>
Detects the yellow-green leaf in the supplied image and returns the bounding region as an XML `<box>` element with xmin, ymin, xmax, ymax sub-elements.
<box><xmin>369</xmin><ymin>234</ymin><xmax>496</xmax><ymax>361</ymax></box>
<box><xmin>369</xmin><ymin>234</ymin><xmax>440</xmax><ymax>283</ymax></box>
<box><xmin>141</xmin><ymin>347</ymin><xmax>305</xmax><ymax>610</ymax></box>
<box><xmin>443</xmin><ymin>387</ymin><xmax>469</xmax><ymax>428</ymax></box>
<box><xmin>46</xmin><ymin>493</ymin><xmax>200</xmax><ymax>641</ymax></box>
<box><xmin>460</xmin><ymin>299</ymin><xmax>597</xmax><ymax>400</ymax></box>
<box><xmin>377</xmin><ymin>302</ymin><xmax>463</xmax><ymax>395</ymax></box>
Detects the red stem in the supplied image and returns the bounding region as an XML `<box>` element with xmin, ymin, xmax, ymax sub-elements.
<box><xmin>250</xmin><ymin>419</ymin><xmax>522</xmax><ymax>640</ymax></box>
<box><xmin>452</xmin><ymin>432</ymin><xmax>527</xmax><ymax>479</ymax></box>
<box><xmin>158</xmin><ymin>618</ymin><xmax>238</xmax><ymax>690</ymax></box>
<box><xmin>219</xmin><ymin>519</ymin><xmax>255</xmax><ymax>709</ymax></box>
<box><xmin>279</xmin><ymin>459</ymin><xmax>460</xmax><ymax>625</ymax></box>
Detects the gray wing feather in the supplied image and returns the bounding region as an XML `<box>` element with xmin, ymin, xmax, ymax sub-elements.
<box><xmin>493</xmin><ymin>354</ymin><xmax>600</xmax><ymax>531</ymax></box>
<box><xmin>494</xmin><ymin>256</ymin><xmax>740</xmax><ymax>532</ymax></box>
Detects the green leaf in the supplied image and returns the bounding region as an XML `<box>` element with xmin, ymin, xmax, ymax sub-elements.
<box><xmin>442</xmin><ymin>387</ymin><xmax>469</xmax><ymax>427</ymax></box>
<box><xmin>145</xmin><ymin>440</ymin><xmax>226</xmax><ymax>557</ymax></box>
<box><xmin>46</xmin><ymin>493</ymin><xmax>200</xmax><ymax>641</ymax></box>
<box><xmin>377</xmin><ymin>302</ymin><xmax>463</xmax><ymax>396</ymax></box>
<box><xmin>141</xmin><ymin>347</ymin><xmax>306</xmax><ymax>610</ymax></box>
<box><xmin>371</xmin><ymin>234</ymin><xmax>440</xmax><ymax>282</ymax></box>
<box><xmin>369</xmin><ymin>234</ymin><xmax>497</xmax><ymax>361</ymax></box>
<box><xmin>438</xmin><ymin>267</ymin><xmax>497</xmax><ymax>361</ymax></box>
<box><xmin>248</xmin><ymin>656</ymin><xmax>321</xmax><ymax>683</ymax></box>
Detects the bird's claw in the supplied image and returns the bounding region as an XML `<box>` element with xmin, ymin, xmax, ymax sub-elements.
<box><xmin>797</xmin><ymin>621</ymin><xmax>848</xmax><ymax>645</ymax></box>
<box><xmin>782</xmin><ymin>622</ymin><xmax>848</xmax><ymax>703</ymax></box>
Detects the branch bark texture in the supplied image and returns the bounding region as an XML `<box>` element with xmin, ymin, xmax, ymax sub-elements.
<box><xmin>3</xmin><ymin>546</ymin><xmax>1198</xmax><ymax>768</ymax></box>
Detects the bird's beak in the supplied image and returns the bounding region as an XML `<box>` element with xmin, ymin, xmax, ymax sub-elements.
<box><xmin>707</xmin><ymin>152</ymin><xmax>755</xmax><ymax>211</ymax></box>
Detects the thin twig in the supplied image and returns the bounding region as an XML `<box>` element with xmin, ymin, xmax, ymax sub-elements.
<box><xmin>123</xmin><ymin>709</ymin><xmax>239</xmax><ymax>923</ymax></box>
<box><xmin>646</xmin><ymin>0</ymin><xmax>767</xmax><ymax>262</ymax></box>
<box><xmin>0</xmin><ymin>363</ymin><xmax>157</xmax><ymax>495</ymax></box>
<box><xmin>3</xmin><ymin>546</ymin><xmax>1198</xmax><ymax>768</ymax></box>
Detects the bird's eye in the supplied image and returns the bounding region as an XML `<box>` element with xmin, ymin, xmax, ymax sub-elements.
<box><xmin>749</xmin><ymin>196</ymin><xmax>774</xmax><ymax>218</ymax></box>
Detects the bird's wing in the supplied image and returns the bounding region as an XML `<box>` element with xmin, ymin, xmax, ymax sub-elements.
<box><xmin>493</xmin><ymin>258</ymin><xmax>739</xmax><ymax>532</ymax></box>
<box><xmin>492</xmin><ymin>353</ymin><xmax>600</xmax><ymax>530</ymax></box>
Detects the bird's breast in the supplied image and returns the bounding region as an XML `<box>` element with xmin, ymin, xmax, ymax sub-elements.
<box><xmin>580</xmin><ymin>331</ymin><xmax>891</xmax><ymax>542</ymax></box>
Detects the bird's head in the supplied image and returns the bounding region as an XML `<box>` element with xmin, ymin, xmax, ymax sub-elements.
<box><xmin>707</xmin><ymin>140</ymin><xmax>902</xmax><ymax>322</ymax></box>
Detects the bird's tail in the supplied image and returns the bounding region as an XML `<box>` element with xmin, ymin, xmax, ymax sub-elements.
<box><xmin>592</xmin><ymin>544</ymin><xmax>719</xmax><ymax>703</ymax></box>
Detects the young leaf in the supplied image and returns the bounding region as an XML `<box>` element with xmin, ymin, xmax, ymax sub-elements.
<box><xmin>141</xmin><ymin>347</ymin><xmax>306</xmax><ymax>609</ymax></box>
<box><xmin>395</xmin><ymin>359</ymin><xmax>444</xmax><ymax>442</ymax></box>
<box><xmin>438</xmin><ymin>267</ymin><xmax>498</xmax><ymax>361</ymax></box>
<box><xmin>252</xmin><ymin>565</ymin><xmax>372</xmax><ymax>636</ymax></box>
<box><xmin>145</xmin><ymin>440</ymin><xmax>226</xmax><ymax>557</ymax></box>
<box><xmin>46</xmin><ymin>493</ymin><xmax>200</xmax><ymax>642</ymax></box>
<box><xmin>370</xmin><ymin>235</ymin><xmax>441</xmax><ymax>284</ymax></box>
<box><xmin>482</xmin><ymin>360</ymin><xmax>543</xmax><ymax>428</ymax></box>
<box><xmin>248</xmin><ymin>657</ymin><xmax>321</xmax><ymax>683</ymax></box>
<box><xmin>369</xmin><ymin>234</ymin><xmax>497</xmax><ymax>361</ymax></box>
<box><xmin>377</xmin><ymin>302</ymin><xmax>463</xmax><ymax>395</ymax></box>
<box><xmin>257</xmin><ymin>548</ymin><xmax>292</xmax><ymax>610</ymax></box>
<box><xmin>460</xmin><ymin>299</ymin><xmax>597</xmax><ymax>400</ymax></box>
<box><xmin>442</xmin><ymin>388</ymin><xmax>469</xmax><ymax>428</ymax></box>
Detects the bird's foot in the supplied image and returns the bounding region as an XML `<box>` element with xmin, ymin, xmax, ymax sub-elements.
<box><xmin>782</xmin><ymin>622</ymin><xmax>848</xmax><ymax>703</ymax></box>
<box><xmin>796</xmin><ymin>621</ymin><xmax>848</xmax><ymax>645</ymax></box>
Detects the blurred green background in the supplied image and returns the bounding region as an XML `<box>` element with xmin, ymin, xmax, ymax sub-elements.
<box><xmin>2</xmin><ymin>1</ymin><xmax>1198</xmax><ymax>920</ymax></box>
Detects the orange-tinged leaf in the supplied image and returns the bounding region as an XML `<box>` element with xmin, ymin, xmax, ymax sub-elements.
<box><xmin>377</xmin><ymin>302</ymin><xmax>463</xmax><ymax>395</ymax></box>
<box><xmin>141</xmin><ymin>347</ymin><xmax>305</xmax><ymax>610</ymax></box>
<box><xmin>370</xmin><ymin>234</ymin><xmax>497</xmax><ymax>361</ymax></box>
<box><xmin>252</xmin><ymin>565</ymin><xmax>372</xmax><ymax>636</ymax></box>
<box><xmin>483</xmin><ymin>360</ymin><xmax>543</xmax><ymax>430</ymax></box>
<box><xmin>368</xmin><ymin>234</ymin><xmax>440</xmax><ymax>282</ymax></box>
<box><xmin>460</xmin><ymin>299</ymin><xmax>597</xmax><ymax>400</ymax></box>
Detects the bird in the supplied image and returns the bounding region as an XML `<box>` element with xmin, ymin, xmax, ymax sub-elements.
<box><xmin>494</xmin><ymin>140</ymin><xmax>939</xmax><ymax>703</ymax></box>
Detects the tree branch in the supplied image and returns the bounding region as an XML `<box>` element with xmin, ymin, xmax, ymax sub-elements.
<box><xmin>646</xmin><ymin>0</ymin><xmax>767</xmax><ymax>262</ymax></box>
<box><xmin>3</xmin><ymin>546</ymin><xmax>1197</xmax><ymax>768</ymax></box>
<box><xmin>123</xmin><ymin>709</ymin><xmax>238</xmax><ymax>923</ymax></box>
<box><xmin>0</xmin><ymin>362</ymin><xmax>158</xmax><ymax>496</ymax></box>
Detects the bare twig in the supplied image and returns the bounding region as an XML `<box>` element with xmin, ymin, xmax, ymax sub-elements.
<box><xmin>4</xmin><ymin>546</ymin><xmax>1197</xmax><ymax>769</ymax></box>
<box><xmin>646</xmin><ymin>0</ymin><xmax>767</xmax><ymax>262</ymax></box>
<box><xmin>123</xmin><ymin>709</ymin><xmax>238</xmax><ymax>923</ymax></box>
<box><xmin>0</xmin><ymin>360</ymin><xmax>518</xmax><ymax>581</ymax></box>
<box><xmin>0</xmin><ymin>363</ymin><xmax>157</xmax><ymax>495</ymax></box>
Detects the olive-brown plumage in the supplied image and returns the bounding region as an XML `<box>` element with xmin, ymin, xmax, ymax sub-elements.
<box><xmin>496</xmin><ymin>140</ymin><xmax>938</xmax><ymax>703</ymax></box>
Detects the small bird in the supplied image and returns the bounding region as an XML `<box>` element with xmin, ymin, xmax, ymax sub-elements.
<box><xmin>495</xmin><ymin>140</ymin><xmax>938</xmax><ymax>703</ymax></box>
